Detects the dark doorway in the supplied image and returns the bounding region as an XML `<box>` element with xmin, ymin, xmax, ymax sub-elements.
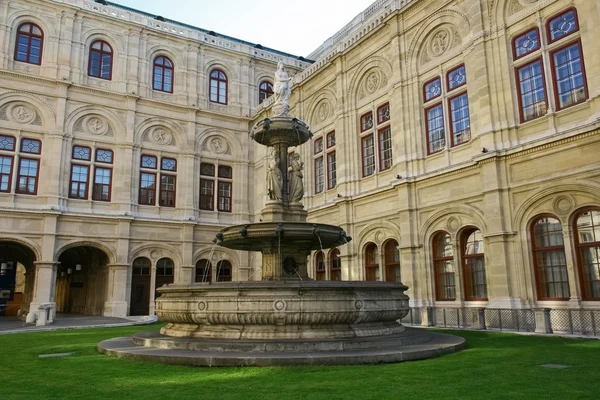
<box><xmin>155</xmin><ymin>258</ymin><xmax>174</xmax><ymax>299</ymax></box>
<box><xmin>130</xmin><ymin>257</ymin><xmax>151</xmax><ymax>316</ymax></box>
<box><xmin>0</xmin><ymin>242</ymin><xmax>36</xmax><ymax>317</ymax></box>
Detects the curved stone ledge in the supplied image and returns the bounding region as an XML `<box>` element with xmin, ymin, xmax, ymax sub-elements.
<box><xmin>155</xmin><ymin>281</ymin><xmax>409</xmax><ymax>339</ymax></box>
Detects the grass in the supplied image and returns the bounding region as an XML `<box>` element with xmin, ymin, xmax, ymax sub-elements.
<box><xmin>0</xmin><ymin>325</ymin><xmax>598</xmax><ymax>400</ymax></box>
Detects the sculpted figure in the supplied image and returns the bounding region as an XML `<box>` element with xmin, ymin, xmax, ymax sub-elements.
<box><xmin>273</xmin><ymin>62</ymin><xmax>293</xmax><ymax>115</ymax></box>
<box><xmin>266</xmin><ymin>148</ymin><xmax>283</xmax><ymax>201</ymax></box>
<box><xmin>288</xmin><ymin>152</ymin><xmax>304</xmax><ymax>203</ymax></box>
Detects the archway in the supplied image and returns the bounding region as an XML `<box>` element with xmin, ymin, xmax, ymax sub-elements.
<box><xmin>130</xmin><ymin>257</ymin><xmax>151</xmax><ymax>316</ymax></box>
<box><xmin>0</xmin><ymin>241</ymin><xmax>36</xmax><ymax>317</ymax></box>
<box><xmin>55</xmin><ymin>246</ymin><xmax>109</xmax><ymax>315</ymax></box>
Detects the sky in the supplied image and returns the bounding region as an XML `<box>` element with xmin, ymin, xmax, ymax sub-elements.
<box><xmin>115</xmin><ymin>0</ymin><xmax>376</xmax><ymax>57</ymax></box>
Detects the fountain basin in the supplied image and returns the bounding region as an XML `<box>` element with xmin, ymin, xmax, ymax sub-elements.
<box><xmin>155</xmin><ymin>281</ymin><xmax>409</xmax><ymax>340</ymax></box>
<box><xmin>251</xmin><ymin>116</ymin><xmax>312</xmax><ymax>147</ymax></box>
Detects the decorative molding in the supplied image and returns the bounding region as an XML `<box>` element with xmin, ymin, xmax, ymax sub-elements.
<box><xmin>144</xmin><ymin>126</ymin><xmax>174</xmax><ymax>146</ymax></box>
<box><xmin>202</xmin><ymin>135</ymin><xmax>231</xmax><ymax>155</ymax></box>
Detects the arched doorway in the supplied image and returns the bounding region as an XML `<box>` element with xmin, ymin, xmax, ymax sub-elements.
<box><xmin>130</xmin><ymin>257</ymin><xmax>151</xmax><ymax>316</ymax></box>
<box><xmin>55</xmin><ymin>246</ymin><xmax>109</xmax><ymax>315</ymax></box>
<box><xmin>155</xmin><ymin>258</ymin><xmax>174</xmax><ymax>300</ymax></box>
<box><xmin>0</xmin><ymin>241</ymin><xmax>36</xmax><ymax>317</ymax></box>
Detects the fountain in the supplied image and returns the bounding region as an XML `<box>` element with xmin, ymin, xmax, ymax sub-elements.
<box><xmin>98</xmin><ymin>62</ymin><xmax>464</xmax><ymax>366</ymax></box>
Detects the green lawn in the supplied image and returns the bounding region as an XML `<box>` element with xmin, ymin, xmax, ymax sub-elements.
<box><xmin>0</xmin><ymin>325</ymin><xmax>598</xmax><ymax>400</ymax></box>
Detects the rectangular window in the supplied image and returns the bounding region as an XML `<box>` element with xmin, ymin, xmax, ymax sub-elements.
<box><xmin>314</xmin><ymin>137</ymin><xmax>323</xmax><ymax>154</ymax></box>
<box><xmin>0</xmin><ymin>155</ymin><xmax>13</xmax><ymax>192</ymax></box>
<box><xmin>513</xmin><ymin>28</ymin><xmax>540</xmax><ymax>59</ymax></box>
<box><xmin>547</xmin><ymin>8</ymin><xmax>578</xmax><ymax>43</ymax></box>
<box><xmin>424</xmin><ymin>77</ymin><xmax>441</xmax><ymax>102</ymax></box>
<box><xmin>326</xmin><ymin>131</ymin><xmax>336</xmax><ymax>148</ymax></box>
<box><xmin>218</xmin><ymin>165</ymin><xmax>232</xmax><ymax>179</ymax></box>
<box><xmin>360</xmin><ymin>112</ymin><xmax>373</xmax><ymax>132</ymax></box>
<box><xmin>551</xmin><ymin>41</ymin><xmax>587</xmax><ymax>110</ymax></box>
<box><xmin>217</xmin><ymin>181</ymin><xmax>232</xmax><ymax>212</ymax></box>
<box><xmin>141</xmin><ymin>155</ymin><xmax>157</xmax><ymax>169</ymax></box>
<box><xmin>516</xmin><ymin>59</ymin><xmax>547</xmax><ymax>122</ymax></box>
<box><xmin>361</xmin><ymin>135</ymin><xmax>375</xmax><ymax>177</ymax></box>
<box><xmin>16</xmin><ymin>158</ymin><xmax>39</xmax><ymax>194</ymax></box>
<box><xmin>199</xmin><ymin>179</ymin><xmax>214</xmax><ymax>210</ymax></box>
<box><xmin>72</xmin><ymin>146</ymin><xmax>91</xmax><ymax>160</ymax></box>
<box><xmin>314</xmin><ymin>157</ymin><xmax>324</xmax><ymax>194</ymax></box>
<box><xmin>447</xmin><ymin>65</ymin><xmax>467</xmax><ymax>91</ymax></box>
<box><xmin>449</xmin><ymin>93</ymin><xmax>471</xmax><ymax>146</ymax></box>
<box><xmin>377</xmin><ymin>103</ymin><xmax>390</xmax><ymax>124</ymax></box>
<box><xmin>159</xmin><ymin>174</ymin><xmax>176</xmax><ymax>207</ymax></box>
<box><xmin>378</xmin><ymin>127</ymin><xmax>392</xmax><ymax>171</ymax></box>
<box><xmin>425</xmin><ymin>104</ymin><xmax>445</xmax><ymax>154</ymax></box>
<box><xmin>0</xmin><ymin>135</ymin><xmax>16</xmax><ymax>151</ymax></box>
<box><xmin>95</xmin><ymin>149</ymin><xmax>113</xmax><ymax>164</ymax></box>
<box><xmin>139</xmin><ymin>172</ymin><xmax>156</xmax><ymax>205</ymax></box>
<box><xmin>327</xmin><ymin>151</ymin><xmax>336</xmax><ymax>190</ymax></box>
<box><xmin>69</xmin><ymin>164</ymin><xmax>89</xmax><ymax>199</ymax></box>
<box><xmin>200</xmin><ymin>163</ymin><xmax>215</xmax><ymax>176</ymax></box>
<box><xmin>92</xmin><ymin>167</ymin><xmax>112</xmax><ymax>201</ymax></box>
<box><xmin>20</xmin><ymin>138</ymin><xmax>41</xmax><ymax>154</ymax></box>
<box><xmin>161</xmin><ymin>158</ymin><xmax>177</xmax><ymax>172</ymax></box>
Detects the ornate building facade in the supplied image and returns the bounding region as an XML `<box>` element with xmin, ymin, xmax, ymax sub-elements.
<box><xmin>1</xmin><ymin>0</ymin><xmax>599</xmax><ymax>328</ymax></box>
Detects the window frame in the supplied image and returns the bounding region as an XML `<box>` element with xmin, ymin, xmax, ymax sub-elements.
<box><xmin>259</xmin><ymin>81</ymin><xmax>274</xmax><ymax>104</ymax></box>
<box><xmin>314</xmin><ymin>156</ymin><xmax>324</xmax><ymax>194</ymax></box>
<box><xmin>530</xmin><ymin>214</ymin><xmax>571</xmax><ymax>301</ymax></box>
<box><xmin>432</xmin><ymin>231</ymin><xmax>456</xmax><ymax>301</ymax></box>
<box><xmin>512</xmin><ymin>27</ymin><xmax>541</xmax><ymax>61</ymax></box>
<box><xmin>15</xmin><ymin>157</ymin><xmax>40</xmax><ymax>195</ymax></box>
<box><xmin>326</xmin><ymin>151</ymin><xmax>336</xmax><ymax>190</ymax></box>
<box><xmin>360</xmin><ymin>134</ymin><xmax>375</xmax><ymax>178</ymax></box>
<box><xmin>152</xmin><ymin>56</ymin><xmax>174</xmax><ymax>93</ymax></box>
<box><xmin>14</xmin><ymin>22</ymin><xmax>44</xmax><ymax>65</ymax></box>
<box><xmin>158</xmin><ymin>173</ymin><xmax>176</xmax><ymax>207</ymax></box>
<box><xmin>377</xmin><ymin>126</ymin><xmax>392</xmax><ymax>171</ymax></box>
<box><xmin>514</xmin><ymin>57</ymin><xmax>548</xmax><ymax>123</ymax></box>
<box><xmin>138</xmin><ymin>171</ymin><xmax>157</xmax><ymax>206</ymax></box>
<box><xmin>20</xmin><ymin>138</ymin><xmax>42</xmax><ymax>155</ymax></box>
<box><xmin>199</xmin><ymin>178</ymin><xmax>215</xmax><ymax>211</ymax></box>
<box><xmin>384</xmin><ymin>240</ymin><xmax>400</xmax><ymax>283</ymax></box>
<box><xmin>546</xmin><ymin>7</ymin><xmax>579</xmax><ymax>45</ymax></box>
<box><xmin>0</xmin><ymin>155</ymin><xmax>14</xmax><ymax>193</ymax></box>
<box><xmin>447</xmin><ymin>91</ymin><xmax>471</xmax><ymax>147</ymax></box>
<box><xmin>315</xmin><ymin>251</ymin><xmax>326</xmax><ymax>280</ymax></box>
<box><xmin>549</xmin><ymin>38</ymin><xmax>588</xmax><ymax>111</ymax></box>
<box><xmin>195</xmin><ymin>260</ymin><xmax>212</xmax><ymax>283</ymax></box>
<box><xmin>92</xmin><ymin>165</ymin><xmax>112</xmax><ymax>202</ymax></box>
<box><xmin>217</xmin><ymin>180</ymin><xmax>232</xmax><ymax>212</ymax></box>
<box><xmin>425</xmin><ymin>102</ymin><xmax>445</xmax><ymax>155</ymax></box>
<box><xmin>446</xmin><ymin>64</ymin><xmax>467</xmax><ymax>92</ymax></box>
<box><xmin>364</xmin><ymin>243</ymin><xmax>379</xmax><ymax>281</ymax></box>
<box><xmin>68</xmin><ymin>163</ymin><xmax>90</xmax><ymax>200</ymax></box>
<box><xmin>423</xmin><ymin>76</ymin><xmax>442</xmax><ymax>102</ymax></box>
<box><xmin>329</xmin><ymin>249</ymin><xmax>341</xmax><ymax>281</ymax></box>
<box><xmin>88</xmin><ymin>40</ymin><xmax>113</xmax><ymax>81</ymax></box>
<box><xmin>573</xmin><ymin>209</ymin><xmax>600</xmax><ymax>301</ymax></box>
<box><xmin>209</xmin><ymin>69</ymin><xmax>228</xmax><ymax>105</ymax></box>
<box><xmin>461</xmin><ymin>228</ymin><xmax>488</xmax><ymax>301</ymax></box>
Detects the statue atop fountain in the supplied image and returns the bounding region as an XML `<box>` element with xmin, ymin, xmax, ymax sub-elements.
<box><xmin>273</xmin><ymin>62</ymin><xmax>293</xmax><ymax>116</ymax></box>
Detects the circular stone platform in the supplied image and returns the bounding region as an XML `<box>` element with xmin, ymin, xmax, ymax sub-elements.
<box><xmin>98</xmin><ymin>328</ymin><xmax>464</xmax><ymax>367</ymax></box>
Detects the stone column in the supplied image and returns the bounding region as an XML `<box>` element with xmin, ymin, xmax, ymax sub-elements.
<box><xmin>534</xmin><ymin>308</ymin><xmax>553</xmax><ymax>334</ymax></box>
<box><xmin>103</xmin><ymin>264</ymin><xmax>129</xmax><ymax>318</ymax></box>
<box><xmin>27</xmin><ymin>262</ymin><xmax>59</xmax><ymax>326</ymax></box>
<box><xmin>178</xmin><ymin>266</ymin><xmax>195</xmax><ymax>284</ymax></box>
<box><xmin>420</xmin><ymin>306</ymin><xmax>435</xmax><ymax>327</ymax></box>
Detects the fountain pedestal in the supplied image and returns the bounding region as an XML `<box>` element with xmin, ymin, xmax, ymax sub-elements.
<box><xmin>99</xmin><ymin>80</ymin><xmax>464</xmax><ymax>366</ymax></box>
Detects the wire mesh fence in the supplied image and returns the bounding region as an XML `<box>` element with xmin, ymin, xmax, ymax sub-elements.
<box><xmin>484</xmin><ymin>308</ymin><xmax>535</xmax><ymax>332</ymax></box>
<box><xmin>400</xmin><ymin>307</ymin><xmax>422</xmax><ymax>326</ymax></box>
<box><xmin>550</xmin><ymin>309</ymin><xmax>600</xmax><ymax>336</ymax></box>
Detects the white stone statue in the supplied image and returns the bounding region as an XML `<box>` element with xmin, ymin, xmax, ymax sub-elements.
<box><xmin>288</xmin><ymin>152</ymin><xmax>304</xmax><ymax>203</ymax></box>
<box><xmin>273</xmin><ymin>62</ymin><xmax>293</xmax><ymax>115</ymax></box>
<box><xmin>266</xmin><ymin>148</ymin><xmax>283</xmax><ymax>201</ymax></box>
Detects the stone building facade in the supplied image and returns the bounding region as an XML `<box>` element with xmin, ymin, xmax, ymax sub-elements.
<box><xmin>1</xmin><ymin>0</ymin><xmax>599</xmax><ymax>327</ymax></box>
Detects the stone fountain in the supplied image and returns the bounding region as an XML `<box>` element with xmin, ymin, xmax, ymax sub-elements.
<box><xmin>98</xmin><ymin>63</ymin><xmax>464</xmax><ymax>366</ymax></box>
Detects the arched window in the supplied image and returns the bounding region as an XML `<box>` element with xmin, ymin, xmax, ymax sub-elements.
<box><xmin>195</xmin><ymin>259</ymin><xmax>211</xmax><ymax>283</ymax></box>
<box><xmin>209</xmin><ymin>69</ymin><xmax>227</xmax><ymax>104</ymax></box>
<box><xmin>531</xmin><ymin>216</ymin><xmax>570</xmax><ymax>300</ymax></box>
<box><xmin>461</xmin><ymin>229</ymin><xmax>487</xmax><ymax>300</ymax></box>
<box><xmin>384</xmin><ymin>240</ymin><xmax>400</xmax><ymax>283</ymax></box>
<box><xmin>329</xmin><ymin>249</ymin><xmax>341</xmax><ymax>281</ymax></box>
<box><xmin>132</xmin><ymin>257</ymin><xmax>151</xmax><ymax>276</ymax></box>
<box><xmin>88</xmin><ymin>40</ymin><xmax>113</xmax><ymax>80</ymax></box>
<box><xmin>15</xmin><ymin>23</ymin><xmax>43</xmax><ymax>65</ymax></box>
<box><xmin>216</xmin><ymin>260</ymin><xmax>232</xmax><ymax>282</ymax></box>
<box><xmin>433</xmin><ymin>232</ymin><xmax>455</xmax><ymax>300</ymax></box>
<box><xmin>130</xmin><ymin>257</ymin><xmax>151</xmax><ymax>316</ymax></box>
<box><xmin>155</xmin><ymin>258</ymin><xmax>174</xmax><ymax>299</ymax></box>
<box><xmin>259</xmin><ymin>81</ymin><xmax>273</xmax><ymax>103</ymax></box>
<box><xmin>365</xmin><ymin>243</ymin><xmax>379</xmax><ymax>281</ymax></box>
<box><xmin>315</xmin><ymin>251</ymin><xmax>325</xmax><ymax>280</ymax></box>
<box><xmin>574</xmin><ymin>209</ymin><xmax>600</xmax><ymax>300</ymax></box>
<box><xmin>153</xmin><ymin>56</ymin><xmax>174</xmax><ymax>93</ymax></box>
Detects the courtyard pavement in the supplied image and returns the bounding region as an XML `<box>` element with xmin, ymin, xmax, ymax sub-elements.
<box><xmin>0</xmin><ymin>313</ymin><xmax>157</xmax><ymax>334</ymax></box>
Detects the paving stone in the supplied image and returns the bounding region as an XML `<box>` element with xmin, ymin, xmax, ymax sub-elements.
<box><xmin>38</xmin><ymin>352</ymin><xmax>74</xmax><ymax>358</ymax></box>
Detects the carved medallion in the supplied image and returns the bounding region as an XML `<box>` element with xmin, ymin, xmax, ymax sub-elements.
<box><xmin>273</xmin><ymin>300</ymin><xmax>286</xmax><ymax>311</ymax></box>
<box><xmin>430</xmin><ymin>28</ymin><xmax>450</xmax><ymax>56</ymax></box>
<box><xmin>318</xmin><ymin>101</ymin><xmax>329</xmax><ymax>122</ymax></box>
<box><xmin>6</xmin><ymin>103</ymin><xmax>36</xmax><ymax>125</ymax></box>
<box><xmin>83</xmin><ymin>115</ymin><xmax>109</xmax><ymax>135</ymax></box>
<box><xmin>198</xmin><ymin>301</ymin><xmax>207</xmax><ymax>311</ymax></box>
<box><xmin>366</xmin><ymin>72</ymin><xmax>379</xmax><ymax>94</ymax></box>
<box><xmin>210</xmin><ymin>137</ymin><xmax>227</xmax><ymax>154</ymax></box>
<box><xmin>355</xmin><ymin>300</ymin><xmax>364</xmax><ymax>310</ymax></box>
<box><xmin>148</xmin><ymin>127</ymin><xmax>173</xmax><ymax>146</ymax></box>
<box><xmin>446</xmin><ymin>217</ymin><xmax>461</xmax><ymax>232</ymax></box>
<box><xmin>553</xmin><ymin>196</ymin><xmax>574</xmax><ymax>215</ymax></box>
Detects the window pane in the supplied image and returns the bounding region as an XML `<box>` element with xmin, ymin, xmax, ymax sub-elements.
<box><xmin>326</xmin><ymin>132</ymin><xmax>336</xmax><ymax>148</ymax></box>
<box><xmin>21</xmin><ymin>139</ymin><xmax>41</xmax><ymax>154</ymax></box>
<box><xmin>0</xmin><ymin>156</ymin><xmax>13</xmax><ymax>192</ymax></box>
<box><xmin>0</xmin><ymin>135</ymin><xmax>16</xmax><ymax>151</ymax></box>
<box><xmin>549</xmin><ymin>10</ymin><xmax>578</xmax><ymax>42</ymax></box>
<box><xmin>199</xmin><ymin>179</ymin><xmax>214</xmax><ymax>210</ymax></box>
<box><xmin>139</xmin><ymin>172</ymin><xmax>156</xmax><ymax>205</ymax></box>
<box><xmin>427</xmin><ymin>104</ymin><xmax>445</xmax><ymax>153</ymax></box>
<box><xmin>447</xmin><ymin>65</ymin><xmax>466</xmax><ymax>90</ymax></box>
<box><xmin>361</xmin><ymin>135</ymin><xmax>375</xmax><ymax>177</ymax></box>
<box><xmin>450</xmin><ymin>93</ymin><xmax>471</xmax><ymax>145</ymax></box>
<box><xmin>314</xmin><ymin>138</ymin><xmax>323</xmax><ymax>154</ymax></box>
<box><xmin>72</xmin><ymin>146</ymin><xmax>91</xmax><ymax>160</ymax></box>
<box><xmin>517</xmin><ymin>60</ymin><xmax>546</xmax><ymax>121</ymax></box>
<box><xmin>424</xmin><ymin>78</ymin><xmax>441</xmax><ymax>101</ymax></box>
<box><xmin>218</xmin><ymin>165</ymin><xmax>232</xmax><ymax>178</ymax></box>
<box><xmin>361</xmin><ymin>113</ymin><xmax>373</xmax><ymax>132</ymax></box>
<box><xmin>96</xmin><ymin>149</ymin><xmax>113</xmax><ymax>163</ymax></box>
<box><xmin>378</xmin><ymin>127</ymin><xmax>392</xmax><ymax>170</ymax></box>
<box><xmin>514</xmin><ymin>29</ymin><xmax>540</xmax><ymax>58</ymax></box>
<box><xmin>200</xmin><ymin>163</ymin><xmax>215</xmax><ymax>176</ymax></box>
<box><xmin>217</xmin><ymin>181</ymin><xmax>232</xmax><ymax>212</ymax></box>
<box><xmin>141</xmin><ymin>155</ymin><xmax>157</xmax><ymax>169</ymax></box>
<box><xmin>314</xmin><ymin>157</ymin><xmax>324</xmax><ymax>193</ymax></box>
<box><xmin>377</xmin><ymin>103</ymin><xmax>390</xmax><ymax>123</ymax></box>
<box><xmin>327</xmin><ymin>152</ymin><xmax>336</xmax><ymax>189</ymax></box>
<box><xmin>159</xmin><ymin>175</ymin><xmax>176</xmax><ymax>207</ymax></box>
<box><xmin>552</xmin><ymin>43</ymin><xmax>586</xmax><ymax>109</ymax></box>
<box><xmin>161</xmin><ymin>158</ymin><xmax>177</xmax><ymax>171</ymax></box>
<box><xmin>93</xmin><ymin>167</ymin><xmax>111</xmax><ymax>201</ymax></box>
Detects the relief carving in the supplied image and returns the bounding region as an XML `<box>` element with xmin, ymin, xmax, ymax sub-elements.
<box><xmin>508</xmin><ymin>0</ymin><xmax>524</xmax><ymax>16</ymax></box>
<box><xmin>1</xmin><ymin>103</ymin><xmax>41</xmax><ymax>126</ymax></box>
<box><xmin>144</xmin><ymin>126</ymin><xmax>174</xmax><ymax>146</ymax></box>
<box><xmin>203</xmin><ymin>136</ymin><xmax>231</xmax><ymax>155</ymax></box>
<box><xmin>357</xmin><ymin>69</ymin><xmax>387</xmax><ymax>101</ymax></box>
<box><xmin>74</xmin><ymin>115</ymin><xmax>113</xmax><ymax>137</ymax></box>
<box><xmin>430</xmin><ymin>28</ymin><xmax>450</xmax><ymax>56</ymax></box>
